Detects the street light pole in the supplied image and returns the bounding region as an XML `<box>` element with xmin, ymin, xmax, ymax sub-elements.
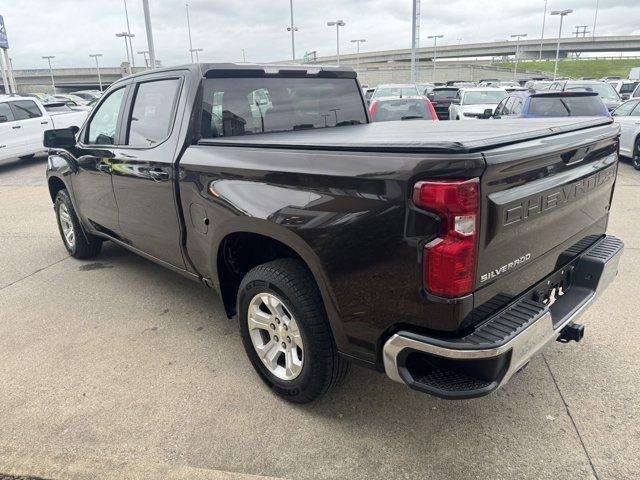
<box><xmin>42</xmin><ymin>55</ymin><xmax>56</xmax><ymax>94</ymax></box>
<box><xmin>186</xmin><ymin>3</ymin><xmax>194</xmax><ymax>62</ymax></box>
<box><xmin>142</xmin><ymin>0</ymin><xmax>157</xmax><ymax>69</ymax></box>
<box><xmin>287</xmin><ymin>0</ymin><xmax>298</xmax><ymax>61</ymax></box>
<box><xmin>137</xmin><ymin>50</ymin><xmax>149</xmax><ymax>68</ymax></box>
<box><xmin>350</xmin><ymin>39</ymin><xmax>366</xmax><ymax>76</ymax></box>
<box><xmin>89</xmin><ymin>54</ymin><xmax>103</xmax><ymax>91</ymax></box>
<box><xmin>190</xmin><ymin>48</ymin><xmax>203</xmax><ymax>63</ymax></box>
<box><xmin>327</xmin><ymin>20</ymin><xmax>345</xmax><ymax>66</ymax></box>
<box><xmin>116</xmin><ymin>32</ymin><xmax>135</xmax><ymax>73</ymax></box>
<box><xmin>123</xmin><ymin>0</ymin><xmax>135</xmax><ymax>67</ymax></box>
<box><xmin>510</xmin><ymin>33</ymin><xmax>527</xmax><ymax>79</ymax></box>
<box><xmin>539</xmin><ymin>0</ymin><xmax>548</xmax><ymax>60</ymax></box>
<box><xmin>551</xmin><ymin>9</ymin><xmax>573</xmax><ymax>80</ymax></box>
<box><xmin>592</xmin><ymin>0</ymin><xmax>599</xmax><ymax>39</ymax></box>
<box><xmin>427</xmin><ymin>35</ymin><xmax>443</xmax><ymax>83</ymax></box>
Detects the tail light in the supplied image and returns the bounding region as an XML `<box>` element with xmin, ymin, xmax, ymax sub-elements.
<box><xmin>368</xmin><ymin>100</ymin><xmax>378</xmax><ymax>119</ymax></box>
<box><xmin>425</xmin><ymin>100</ymin><xmax>439</xmax><ymax>121</ymax></box>
<box><xmin>412</xmin><ymin>178</ymin><xmax>479</xmax><ymax>297</ymax></box>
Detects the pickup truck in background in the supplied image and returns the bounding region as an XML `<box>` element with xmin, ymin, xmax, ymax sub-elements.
<box><xmin>0</xmin><ymin>96</ymin><xmax>87</xmax><ymax>163</ymax></box>
<box><xmin>45</xmin><ymin>64</ymin><xmax>623</xmax><ymax>403</ymax></box>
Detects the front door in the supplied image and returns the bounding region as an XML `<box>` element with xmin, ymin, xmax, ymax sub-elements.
<box><xmin>110</xmin><ymin>76</ymin><xmax>186</xmax><ymax>268</ymax></box>
<box><xmin>0</xmin><ymin>101</ymin><xmax>20</xmax><ymax>160</ymax></box>
<box><xmin>72</xmin><ymin>86</ymin><xmax>128</xmax><ymax>236</ymax></box>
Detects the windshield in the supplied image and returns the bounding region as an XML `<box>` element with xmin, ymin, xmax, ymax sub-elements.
<box><xmin>200</xmin><ymin>77</ymin><xmax>367</xmax><ymax>138</ymax></box>
<box><xmin>373</xmin><ymin>85</ymin><xmax>419</xmax><ymax>98</ymax></box>
<box><xmin>432</xmin><ymin>89</ymin><xmax>458</xmax><ymax>100</ymax></box>
<box><xmin>370</xmin><ymin>98</ymin><xmax>433</xmax><ymax>122</ymax></box>
<box><xmin>566</xmin><ymin>83</ymin><xmax>620</xmax><ymax>101</ymax></box>
<box><xmin>462</xmin><ymin>90</ymin><xmax>507</xmax><ymax>105</ymax></box>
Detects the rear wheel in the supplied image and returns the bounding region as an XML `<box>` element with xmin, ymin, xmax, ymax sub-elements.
<box><xmin>237</xmin><ymin>259</ymin><xmax>349</xmax><ymax>403</ymax></box>
<box><xmin>55</xmin><ymin>189</ymin><xmax>102</xmax><ymax>259</ymax></box>
<box><xmin>633</xmin><ymin>138</ymin><xmax>640</xmax><ymax>171</ymax></box>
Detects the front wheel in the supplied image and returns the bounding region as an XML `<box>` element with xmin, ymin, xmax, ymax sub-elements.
<box><xmin>238</xmin><ymin>259</ymin><xmax>349</xmax><ymax>403</ymax></box>
<box><xmin>633</xmin><ymin>138</ymin><xmax>640</xmax><ymax>171</ymax></box>
<box><xmin>55</xmin><ymin>189</ymin><xmax>103</xmax><ymax>259</ymax></box>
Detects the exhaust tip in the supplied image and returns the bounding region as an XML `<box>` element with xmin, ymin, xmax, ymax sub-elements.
<box><xmin>557</xmin><ymin>322</ymin><xmax>585</xmax><ymax>343</ymax></box>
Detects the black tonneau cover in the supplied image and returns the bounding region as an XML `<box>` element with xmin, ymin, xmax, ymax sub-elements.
<box><xmin>200</xmin><ymin>117</ymin><xmax>614</xmax><ymax>154</ymax></box>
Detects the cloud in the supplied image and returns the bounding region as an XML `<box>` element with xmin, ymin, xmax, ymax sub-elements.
<box><xmin>1</xmin><ymin>0</ymin><xmax>639</xmax><ymax>70</ymax></box>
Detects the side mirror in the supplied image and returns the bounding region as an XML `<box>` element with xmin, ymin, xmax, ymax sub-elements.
<box><xmin>0</xmin><ymin>115</ymin><xmax>7</xmax><ymax>123</ymax></box>
<box><xmin>43</xmin><ymin>128</ymin><xmax>77</xmax><ymax>149</ymax></box>
<box><xmin>481</xmin><ymin>108</ymin><xmax>495</xmax><ymax>119</ymax></box>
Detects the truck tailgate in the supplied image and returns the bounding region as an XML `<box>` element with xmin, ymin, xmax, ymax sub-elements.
<box><xmin>474</xmin><ymin>122</ymin><xmax>619</xmax><ymax>309</ymax></box>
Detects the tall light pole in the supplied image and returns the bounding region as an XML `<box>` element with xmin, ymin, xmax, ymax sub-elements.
<box><xmin>137</xmin><ymin>50</ymin><xmax>149</xmax><ymax>68</ymax></box>
<box><xmin>122</xmin><ymin>0</ymin><xmax>135</xmax><ymax>67</ymax></box>
<box><xmin>551</xmin><ymin>9</ymin><xmax>573</xmax><ymax>80</ymax></box>
<box><xmin>287</xmin><ymin>0</ymin><xmax>298</xmax><ymax>61</ymax></box>
<box><xmin>428</xmin><ymin>35</ymin><xmax>443</xmax><ymax>83</ymax></box>
<box><xmin>142</xmin><ymin>0</ymin><xmax>157</xmax><ymax>69</ymax></box>
<box><xmin>89</xmin><ymin>54</ymin><xmax>103</xmax><ymax>91</ymax></box>
<box><xmin>190</xmin><ymin>48</ymin><xmax>203</xmax><ymax>63</ymax></box>
<box><xmin>539</xmin><ymin>0</ymin><xmax>548</xmax><ymax>60</ymax></box>
<box><xmin>592</xmin><ymin>0</ymin><xmax>599</xmax><ymax>39</ymax></box>
<box><xmin>327</xmin><ymin>20</ymin><xmax>345</xmax><ymax>66</ymax></box>
<box><xmin>186</xmin><ymin>3</ymin><xmax>194</xmax><ymax>62</ymax></box>
<box><xmin>42</xmin><ymin>55</ymin><xmax>56</xmax><ymax>94</ymax></box>
<box><xmin>241</xmin><ymin>49</ymin><xmax>246</xmax><ymax>62</ymax></box>
<box><xmin>116</xmin><ymin>32</ymin><xmax>135</xmax><ymax>73</ymax></box>
<box><xmin>350</xmin><ymin>39</ymin><xmax>366</xmax><ymax>76</ymax></box>
<box><xmin>510</xmin><ymin>33</ymin><xmax>527</xmax><ymax>79</ymax></box>
<box><xmin>410</xmin><ymin>0</ymin><xmax>419</xmax><ymax>83</ymax></box>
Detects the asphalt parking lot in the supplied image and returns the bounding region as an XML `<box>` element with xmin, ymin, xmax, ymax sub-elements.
<box><xmin>0</xmin><ymin>154</ymin><xmax>639</xmax><ymax>480</ymax></box>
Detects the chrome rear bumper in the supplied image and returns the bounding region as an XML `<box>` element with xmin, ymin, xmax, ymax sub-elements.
<box><xmin>383</xmin><ymin>235</ymin><xmax>624</xmax><ymax>399</ymax></box>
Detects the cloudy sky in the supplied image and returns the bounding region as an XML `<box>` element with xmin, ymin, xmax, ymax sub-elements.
<box><xmin>2</xmin><ymin>0</ymin><xmax>639</xmax><ymax>70</ymax></box>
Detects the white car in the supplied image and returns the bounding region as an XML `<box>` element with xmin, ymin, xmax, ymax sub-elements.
<box><xmin>608</xmin><ymin>80</ymin><xmax>639</xmax><ymax>100</ymax></box>
<box><xmin>449</xmin><ymin>87</ymin><xmax>508</xmax><ymax>120</ymax></box>
<box><xmin>612</xmin><ymin>98</ymin><xmax>640</xmax><ymax>170</ymax></box>
<box><xmin>0</xmin><ymin>96</ymin><xmax>88</xmax><ymax>162</ymax></box>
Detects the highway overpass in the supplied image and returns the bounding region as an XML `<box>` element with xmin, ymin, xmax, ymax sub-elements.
<box><xmin>314</xmin><ymin>35</ymin><xmax>640</xmax><ymax>65</ymax></box>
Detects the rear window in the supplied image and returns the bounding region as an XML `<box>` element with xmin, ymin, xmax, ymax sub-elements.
<box><xmin>528</xmin><ymin>96</ymin><xmax>607</xmax><ymax>117</ymax></box>
<box><xmin>620</xmin><ymin>82</ymin><xmax>639</xmax><ymax>94</ymax></box>
<box><xmin>371</xmin><ymin>98</ymin><xmax>433</xmax><ymax>122</ymax></box>
<box><xmin>200</xmin><ymin>77</ymin><xmax>366</xmax><ymax>138</ymax></box>
<box><xmin>10</xmin><ymin>100</ymin><xmax>42</xmax><ymax>120</ymax></box>
<box><xmin>43</xmin><ymin>103</ymin><xmax>74</xmax><ymax>113</ymax></box>
<box><xmin>432</xmin><ymin>89</ymin><xmax>458</xmax><ymax>100</ymax></box>
<box><xmin>373</xmin><ymin>86</ymin><xmax>419</xmax><ymax>98</ymax></box>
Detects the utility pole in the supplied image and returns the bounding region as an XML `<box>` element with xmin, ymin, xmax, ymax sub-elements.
<box><xmin>510</xmin><ymin>33</ymin><xmax>527</xmax><ymax>79</ymax></box>
<box><xmin>116</xmin><ymin>32</ymin><xmax>135</xmax><ymax>73</ymax></box>
<box><xmin>326</xmin><ymin>20</ymin><xmax>345</xmax><ymax>66</ymax></box>
<box><xmin>593</xmin><ymin>0</ymin><xmax>599</xmax><ymax>39</ymax></box>
<box><xmin>287</xmin><ymin>0</ymin><xmax>298</xmax><ymax>61</ymax></box>
<box><xmin>186</xmin><ymin>3</ymin><xmax>194</xmax><ymax>62</ymax></box>
<box><xmin>350</xmin><ymin>39</ymin><xmax>366</xmax><ymax>76</ymax></box>
<box><xmin>142</xmin><ymin>0</ymin><xmax>157</xmax><ymax>69</ymax></box>
<box><xmin>123</xmin><ymin>0</ymin><xmax>135</xmax><ymax>67</ymax></box>
<box><xmin>539</xmin><ymin>0</ymin><xmax>548</xmax><ymax>60</ymax></box>
<box><xmin>190</xmin><ymin>48</ymin><xmax>203</xmax><ymax>63</ymax></box>
<box><xmin>89</xmin><ymin>54</ymin><xmax>103</xmax><ymax>91</ymax></box>
<box><xmin>242</xmin><ymin>49</ymin><xmax>246</xmax><ymax>62</ymax></box>
<box><xmin>410</xmin><ymin>0</ymin><xmax>419</xmax><ymax>83</ymax></box>
<box><xmin>551</xmin><ymin>9</ymin><xmax>573</xmax><ymax>80</ymax></box>
<box><xmin>428</xmin><ymin>35</ymin><xmax>443</xmax><ymax>83</ymax></box>
<box><xmin>42</xmin><ymin>55</ymin><xmax>56</xmax><ymax>94</ymax></box>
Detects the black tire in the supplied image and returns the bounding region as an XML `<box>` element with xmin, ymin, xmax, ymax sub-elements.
<box><xmin>54</xmin><ymin>189</ymin><xmax>103</xmax><ymax>259</ymax></box>
<box><xmin>238</xmin><ymin>258</ymin><xmax>350</xmax><ymax>403</ymax></box>
<box><xmin>633</xmin><ymin>138</ymin><xmax>640</xmax><ymax>171</ymax></box>
<box><xmin>19</xmin><ymin>154</ymin><xmax>36</xmax><ymax>160</ymax></box>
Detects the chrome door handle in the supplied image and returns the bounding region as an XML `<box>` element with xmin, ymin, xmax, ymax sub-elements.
<box><xmin>149</xmin><ymin>169</ymin><xmax>170</xmax><ymax>181</ymax></box>
<box><xmin>41</xmin><ymin>121</ymin><xmax>49</xmax><ymax>125</ymax></box>
<box><xmin>12</xmin><ymin>125</ymin><xmax>21</xmax><ymax>129</ymax></box>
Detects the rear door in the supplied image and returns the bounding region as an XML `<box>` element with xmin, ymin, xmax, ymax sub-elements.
<box><xmin>475</xmin><ymin>122</ymin><xmax>619</xmax><ymax>302</ymax></box>
<box><xmin>8</xmin><ymin>100</ymin><xmax>48</xmax><ymax>156</ymax></box>
<box><xmin>110</xmin><ymin>74</ymin><xmax>186</xmax><ymax>268</ymax></box>
<box><xmin>612</xmin><ymin>100</ymin><xmax>640</xmax><ymax>156</ymax></box>
<box><xmin>0</xmin><ymin>101</ymin><xmax>20</xmax><ymax>160</ymax></box>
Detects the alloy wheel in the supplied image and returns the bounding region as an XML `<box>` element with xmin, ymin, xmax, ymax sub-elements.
<box><xmin>58</xmin><ymin>203</ymin><xmax>75</xmax><ymax>249</ymax></box>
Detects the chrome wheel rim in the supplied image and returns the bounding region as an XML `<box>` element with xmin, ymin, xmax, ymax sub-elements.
<box><xmin>633</xmin><ymin>142</ymin><xmax>640</xmax><ymax>168</ymax></box>
<box><xmin>247</xmin><ymin>293</ymin><xmax>304</xmax><ymax>381</ymax></box>
<box><xmin>58</xmin><ymin>203</ymin><xmax>75</xmax><ymax>249</ymax></box>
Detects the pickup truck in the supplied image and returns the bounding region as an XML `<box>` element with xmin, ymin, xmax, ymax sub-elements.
<box><xmin>44</xmin><ymin>64</ymin><xmax>624</xmax><ymax>403</ymax></box>
<box><xmin>0</xmin><ymin>95</ymin><xmax>87</xmax><ymax>163</ymax></box>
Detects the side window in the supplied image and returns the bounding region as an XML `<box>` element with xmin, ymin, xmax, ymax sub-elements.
<box><xmin>0</xmin><ymin>102</ymin><xmax>16</xmax><ymax>123</ymax></box>
<box><xmin>127</xmin><ymin>78</ymin><xmax>181</xmax><ymax>147</ymax></box>
<box><xmin>630</xmin><ymin>103</ymin><xmax>640</xmax><ymax>117</ymax></box>
<box><xmin>10</xmin><ymin>100</ymin><xmax>42</xmax><ymax>120</ymax></box>
<box><xmin>512</xmin><ymin>98</ymin><xmax>524</xmax><ymax>115</ymax></box>
<box><xmin>86</xmin><ymin>88</ymin><xmax>126</xmax><ymax>145</ymax></box>
<box><xmin>612</xmin><ymin>101</ymin><xmax>638</xmax><ymax>117</ymax></box>
<box><xmin>494</xmin><ymin>99</ymin><xmax>506</xmax><ymax>116</ymax></box>
<box><xmin>502</xmin><ymin>97</ymin><xmax>515</xmax><ymax>115</ymax></box>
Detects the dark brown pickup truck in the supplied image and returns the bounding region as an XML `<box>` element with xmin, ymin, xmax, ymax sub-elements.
<box><xmin>45</xmin><ymin>63</ymin><xmax>623</xmax><ymax>402</ymax></box>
